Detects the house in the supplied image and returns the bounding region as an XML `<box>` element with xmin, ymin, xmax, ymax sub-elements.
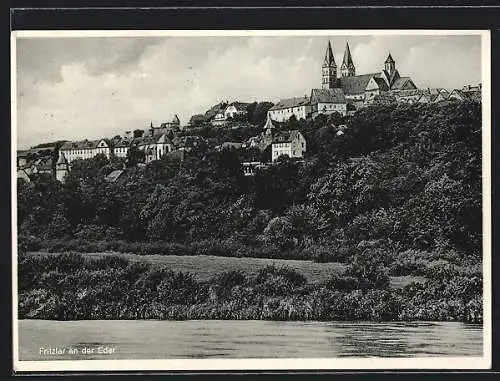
<box><xmin>271</xmin><ymin>130</ymin><xmax>306</xmax><ymax>162</ymax></box>
<box><xmin>17</xmin><ymin>168</ymin><xmax>31</xmax><ymax>182</ymax></box>
<box><xmin>208</xmin><ymin>101</ymin><xmax>250</xmax><ymax>126</ymax></box>
<box><xmin>417</xmin><ymin>93</ymin><xmax>437</xmax><ymax>104</ymax></box>
<box><xmin>373</xmin><ymin>93</ymin><xmax>397</xmax><ymax>106</ymax></box>
<box><xmin>16</xmin><ymin>150</ymin><xmax>29</xmax><ymax>169</ymax></box>
<box><xmin>172</xmin><ymin>135</ymin><xmax>205</xmax><ymax>152</ymax></box>
<box><xmin>448</xmin><ymin>89</ymin><xmax>481</xmax><ymax>102</ymax></box>
<box><xmin>310</xmin><ymin>88</ymin><xmax>347</xmax><ymax>117</ymax></box>
<box><xmin>211</xmin><ymin>111</ymin><xmax>228</xmax><ymax>127</ymax></box>
<box><xmin>34</xmin><ymin>157</ymin><xmax>54</xmax><ymax>175</ymax></box>
<box><xmin>433</xmin><ymin>92</ymin><xmax>450</xmax><ymax>102</ymax></box>
<box><xmin>105</xmin><ymin>169</ymin><xmax>126</xmax><ymax>183</ymax></box>
<box><xmin>216</xmin><ymin>142</ymin><xmax>243</xmax><ymax>151</ymax></box>
<box><xmin>133</xmin><ymin>133</ymin><xmax>173</xmax><ymax>163</ymax></box>
<box><xmin>165</xmin><ymin>149</ymin><xmax>186</xmax><ymax>162</ymax></box>
<box><xmin>242</xmin><ymin>161</ymin><xmax>270</xmax><ymax>176</ymax></box>
<box><xmin>55</xmin><ymin>152</ymin><xmax>70</xmax><ymax>182</ymax></box>
<box><xmin>462</xmin><ymin>84</ymin><xmax>482</xmax><ymax>92</ymax></box>
<box><xmin>60</xmin><ymin>139</ymin><xmax>112</xmax><ymax>163</ymax></box>
<box><xmin>393</xmin><ymin>89</ymin><xmax>424</xmax><ymax>104</ymax></box>
<box><xmin>113</xmin><ymin>138</ymin><xmax>132</xmax><ymax>158</ymax></box>
<box><xmin>267</xmin><ymin>96</ymin><xmax>312</xmax><ymax>122</ymax></box>
<box><xmin>224</xmin><ymin>102</ymin><xmax>250</xmax><ymax>119</ymax></box>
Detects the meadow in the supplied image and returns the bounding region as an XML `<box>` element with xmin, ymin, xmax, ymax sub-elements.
<box><xmin>28</xmin><ymin>251</ymin><xmax>425</xmax><ymax>288</ymax></box>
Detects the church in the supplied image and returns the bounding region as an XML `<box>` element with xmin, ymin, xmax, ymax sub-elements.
<box><xmin>319</xmin><ymin>40</ymin><xmax>418</xmax><ymax>110</ymax></box>
<box><xmin>268</xmin><ymin>40</ymin><xmax>418</xmax><ymax>121</ymax></box>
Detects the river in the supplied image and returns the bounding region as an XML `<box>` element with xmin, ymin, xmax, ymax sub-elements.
<box><xmin>18</xmin><ymin>319</ymin><xmax>482</xmax><ymax>360</ymax></box>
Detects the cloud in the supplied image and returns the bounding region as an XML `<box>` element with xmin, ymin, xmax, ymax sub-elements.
<box><xmin>15</xmin><ymin>34</ymin><xmax>482</xmax><ymax>149</ymax></box>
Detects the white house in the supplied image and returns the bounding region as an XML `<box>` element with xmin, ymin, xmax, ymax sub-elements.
<box><xmin>271</xmin><ymin>130</ymin><xmax>306</xmax><ymax>162</ymax></box>
<box><xmin>113</xmin><ymin>138</ymin><xmax>132</xmax><ymax>158</ymax></box>
<box><xmin>211</xmin><ymin>111</ymin><xmax>227</xmax><ymax>127</ymax></box>
<box><xmin>310</xmin><ymin>88</ymin><xmax>347</xmax><ymax>118</ymax></box>
<box><xmin>268</xmin><ymin>96</ymin><xmax>312</xmax><ymax>122</ymax></box>
<box><xmin>60</xmin><ymin>139</ymin><xmax>112</xmax><ymax>163</ymax></box>
<box><xmin>224</xmin><ymin>102</ymin><xmax>249</xmax><ymax>119</ymax></box>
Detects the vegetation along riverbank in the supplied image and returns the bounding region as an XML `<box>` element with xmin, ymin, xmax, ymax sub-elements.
<box><xmin>18</xmin><ymin>251</ymin><xmax>482</xmax><ymax>323</ymax></box>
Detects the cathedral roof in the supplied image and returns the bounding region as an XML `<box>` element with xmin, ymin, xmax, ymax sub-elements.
<box><xmin>310</xmin><ymin>88</ymin><xmax>346</xmax><ymax>104</ymax></box>
<box><xmin>269</xmin><ymin>96</ymin><xmax>310</xmax><ymax>111</ymax></box>
<box><xmin>323</xmin><ymin>40</ymin><xmax>336</xmax><ymax>67</ymax></box>
<box><xmin>341</xmin><ymin>42</ymin><xmax>354</xmax><ymax>68</ymax></box>
<box><xmin>339</xmin><ymin>74</ymin><xmax>377</xmax><ymax>95</ymax></box>
<box><xmin>372</xmin><ymin>77</ymin><xmax>389</xmax><ymax>91</ymax></box>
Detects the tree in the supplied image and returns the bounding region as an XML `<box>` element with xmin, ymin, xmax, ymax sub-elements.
<box><xmin>126</xmin><ymin>146</ymin><xmax>145</xmax><ymax>167</ymax></box>
<box><xmin>188</xmin><ymin>114</ymin><xmax>206</xmax><ymax>128</ymax></box>
<box><xmin>133</xmin><ymin>129</ymin><xmax>144</xmax><ymax>138</ymax></box>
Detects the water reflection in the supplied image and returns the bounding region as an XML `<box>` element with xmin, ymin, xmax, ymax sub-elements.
<box><xmin>19</xmin><ymin>319</ymin><xmax>482</xmax><ymax>360</ymax></box>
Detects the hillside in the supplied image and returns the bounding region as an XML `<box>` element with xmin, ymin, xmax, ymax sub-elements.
<box><xmin>17</xmin><ymin>100</ymin><xmax>483</xmax><ymax>322</ymax></box>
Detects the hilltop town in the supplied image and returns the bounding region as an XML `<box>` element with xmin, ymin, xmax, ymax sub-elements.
<box><xmin>16</xmin><ymin>41</ymin><xmax>482</xmax><ymax>183</ymax></box>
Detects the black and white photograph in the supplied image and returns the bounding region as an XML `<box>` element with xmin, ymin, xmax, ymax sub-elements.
<box><xmin>12</xmin><ymin>29</ymin><xmax>491</xmax><ymax>371</ymax></box>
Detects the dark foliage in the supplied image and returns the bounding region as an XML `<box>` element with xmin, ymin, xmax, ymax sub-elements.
<box><xmin>18</xmin><ymin>254</ymin><xmax>482</xmax><ymax>323</ymax></box>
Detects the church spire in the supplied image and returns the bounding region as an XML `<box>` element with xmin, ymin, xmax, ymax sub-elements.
<box><xmin>322</xmin><ymin>40</ymin><xmax>337</xmax><ymax>89</ymax></box>
<box><xmin>341</xmin><ymin>42</ymin><xmax>355</xmax><ymax>77</ymax></box>
<box><xmin>384</xmin><ymin>52</ymin><xmax>396</xmax><ymax>75</ymax></box>
<box><xmin>323</xmin><ymin>40</ymin><xmax>336</xmax><ymax>66</ymax></box>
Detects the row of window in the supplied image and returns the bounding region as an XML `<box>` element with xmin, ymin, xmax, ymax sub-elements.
<box><xmin>273</xmin><ymin>150</ymin><xmax>299</xmax><ymax>157</ymax></box>
<box><xmin>274</xmin><ymin>143</ymin><xmax>291</xmax><ymax>148</ymax></box>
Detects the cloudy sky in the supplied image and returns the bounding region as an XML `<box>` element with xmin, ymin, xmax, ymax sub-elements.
<box><xmin>15</xmin><ymin>33</ymin><xmax>482</xmax><ymax>149</ymax></box>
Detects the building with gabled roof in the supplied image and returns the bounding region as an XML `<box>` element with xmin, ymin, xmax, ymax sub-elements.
<box><xmin>268</xmin><ymin>96</ymin><xmax>312</xmax><ymax>122</ymax></box>
<box><xmin>310</xmin><ymin>88</ymin><xmax>347</xmax><ymax>117</ymax></box>
<box><xmin>271</xmin><ymin>130</ymin><xmax>306</xmax><ymax>162</ymax></box>
<box><xmin>105</xmin><ymin>169</ymin><xmax>126</xmax><ymax>183</ymax></box>
<box><xmin>133</xmin><ymin>133</ymin><xmax>173</xmax><ymax>163</ymax></box>
<box><xmin>448</xmin><ymin>88</ymin><xmax>482</xmax><ymax>102</ymax></box>
<box><xmin>60</xmin><ymin>138</ymin><xmax>112</xmax><ymax>163</ymax></box>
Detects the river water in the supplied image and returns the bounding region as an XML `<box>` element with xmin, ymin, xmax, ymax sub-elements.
<box><xmin>19</xmin><ymin>319</ymin><xmax>482</xmax><ymax>360</ymax></box>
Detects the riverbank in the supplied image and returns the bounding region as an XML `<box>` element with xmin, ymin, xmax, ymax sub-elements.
<box><xmin>18</xmin><ymin>252</ymin><xmax>482</xmax><ymax>323</ymax></box>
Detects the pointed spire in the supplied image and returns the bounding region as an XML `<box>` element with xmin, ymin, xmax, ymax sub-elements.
<box><xmin>264</xmin><ymin>113</ymin><xmax>275</xmax><ymax>132</ymax></box>
<box><xmin>323</xmin><ymin>40</ymin><xmax>336</xmax><ymax>67</ymax></box>
<box><xmin>57</xmin><ymin>151</ymin><xmax>68</xmax><ymax>165</ymax></box>
<box><xmin>342</xmin><ymin>42</ymin><xmax>354</xmax><ymax>67</ymax></box>
<box><xmin>385</xmin><ymin>53</ymin><xmax>395</xmax><ymax>63</ymax></box>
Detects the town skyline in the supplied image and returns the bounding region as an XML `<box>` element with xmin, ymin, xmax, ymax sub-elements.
<box><xmin>15</xmin><ymin>33</ymin><xmax>482</xmax><ymax>149</ymax></box>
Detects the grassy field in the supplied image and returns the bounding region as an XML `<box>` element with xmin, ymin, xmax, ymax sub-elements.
<box><xmin>28</xmin><ymin>251</ymin><xmax>426</xmax><ymax>288</ymax></box>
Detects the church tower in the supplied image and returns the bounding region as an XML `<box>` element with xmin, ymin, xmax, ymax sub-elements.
<box><xmin>56</xmin><ymin>151</ymin><xmax>70</xmax><ymax>183</ymax></box>
<box><xmin>384</xmin><ymin>53</ymin><xmax>396</xmax><ymax>76</ymax></box>
<box><xmin>322</xmin><ymin>40</ymin><xmax>337</xmax><ymax>89</ymax></box>
<box><xmin>340</xmin><ymin>42</ymin><xmax>356</xmax><ymax>77</ymax></box>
